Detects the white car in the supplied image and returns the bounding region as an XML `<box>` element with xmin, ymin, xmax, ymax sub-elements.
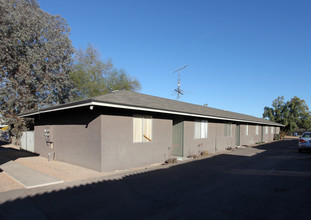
<box><xmin>298</xmin><ymin>132</ymin><xmax>311</xmax><ymax>153</ymax></box>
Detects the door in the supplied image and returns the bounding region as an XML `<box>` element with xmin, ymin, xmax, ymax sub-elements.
<box><xmin>236</xmin><ymin>124</ymin><xmax>240</xmax><ymax>146</ymax></box>
<box><xmin>172</xmin><ymin>118</ymin><xmax>184</xmax><ymax>157</ymax></box>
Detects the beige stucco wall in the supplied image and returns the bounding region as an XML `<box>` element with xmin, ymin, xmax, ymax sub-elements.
<box><xmin>34</xmin><ymin>125</ymin><xmax>51</xmax><ymax>158</ymax></box>
<box><xmin>240</xmin><ymin>124</ymin><xmax>262</xmax><ymax>146</ymax></box>
<box><xmin>34</xmin><ymin>109</ymin><xmax>102</xmax><ymax>171</ymax></box>
<box><xmin>183</xmin><ymin>121</ymin><xmax>216</xmax><ymax>155</ymax></box>
<box><xmin>183</xmin><ymin>121</ymin><xmax>281</xmax><ymax>157</ymax></box>
<box><xmin>100</xmin><ymin>114</ymin><xmax>172</xmax><ymax>172</ymax></box>
<box><xmin>262</xmin><ymin>126</ymin><xmax>275</xmax><ymax>143</ymax></box>
<box><xmin>183</xmin><ymin>120</ymin><xmax>237</xmax><ymax>157</ymax></box>
<box><xmin>53</xmin><ymin>119</ymin><xmax>101</xmax><ymax>171</ymax></box>
<box><xmin>217</xmin><ymin>122</ymin><xmax>236</xmax><ymax>151</ymax></box>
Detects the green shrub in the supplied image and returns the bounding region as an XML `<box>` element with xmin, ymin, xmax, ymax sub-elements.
<box><xmin>274</xmin><ymin>134</ymin><xmax>281</xmax><ymax>141</ymax></box>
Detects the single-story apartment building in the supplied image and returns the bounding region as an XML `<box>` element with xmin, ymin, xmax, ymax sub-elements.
<box><xmin>20</xmin><ymin>90</ymin><xmax>284</xmax><ymax>172</ymax></box>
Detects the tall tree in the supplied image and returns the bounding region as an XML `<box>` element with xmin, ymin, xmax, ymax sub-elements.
<box><xmin>263</xmin><ymin>96</ymin><xmax>311</xmax><ymax>133</ymax></box>
<box><xmin>0</xmin><ymin>0</ymin><xmax>74</xmax><ymax>141</ymax></box>
<box><xmin>105</xmin><ymin>69</ymin><xmax>141</xmax><ymax>92</ymax></box>
<box><xmin>70</xmin><ymin>45</ymin><xmax>111</xmax><ymax>99</ymax></box>
<box><xmin>70</xmin><ymin>44</ymin><xmax>141</xmax><ymax>100</ymax></box>
<box><xmin>263</xmin><ymin>96</ymin><xmax>287</xmax><ymax>125</ymax></box>
<box><xmin>287</xmin><ymin>97</ymin><xmax>311</xmax><ymax>131</ymax></box>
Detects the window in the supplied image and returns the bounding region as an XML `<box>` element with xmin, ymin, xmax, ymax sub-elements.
<box><xmin>271</xmin><ymin>127</ymin><xmax>274</xmax><ymax>134</ymax></box>
<box><xmin>246</xmin><ymin>124</ymin><xmax>249</xmax><ymax>136</ymax></box>
<box><xmin>256</xmin><ymin>125</ymin><xmax>259</xmax><ymax>135</ymax></box>
<box><xmin>302</xmin><ymin>132</ymin><xmax>311</xmax><ymax>138</ymax></box>
<box><xmin>133</xmin><ymin>115</ymin><xmax>152</xmax><ymax>143</ymax></box>
<box><xmin>194</xmin><ymin>120</ymin><xmax>208</xmax><ymax>139</ymax></box>
<box><xmin>224</xmin><ymin>123</ymin><xmax>232</xmax><ymax>137</ymax></box>
<box><xmin>276</xmin><ymin>127</ymin><xmax>280</xmax><ymax>134</ymax></box>
<box><xmin>265</xmin><ymin>126</ymin><xmax>268</xmax><ymax>134</ymax></box>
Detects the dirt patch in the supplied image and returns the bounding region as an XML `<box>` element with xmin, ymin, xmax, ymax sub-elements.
<box><xmin>0</xmin><ymin>172</ymin><xmax>24</xmax><ymax>193</ymax></box>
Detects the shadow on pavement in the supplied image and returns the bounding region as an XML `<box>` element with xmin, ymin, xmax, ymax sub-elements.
<box><xmin>0</xmin><ymin>141</ymin><xmax>10</xmax><ymax>146</ymax></box>
<box><xmin>0</xmin><ymin>142</ymin><xmax>39</xmax><ymax>168</ymax></box>
<box><xmin>0</xmin><ymin>139</ymin><xmax>311</xmax><ymax>219</ymax></box>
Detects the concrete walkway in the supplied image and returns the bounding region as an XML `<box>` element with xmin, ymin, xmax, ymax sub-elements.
<box><xmin>0</xmin><ymin>159</ymin><xmax>63</xmax><ymax>189</ymax></box>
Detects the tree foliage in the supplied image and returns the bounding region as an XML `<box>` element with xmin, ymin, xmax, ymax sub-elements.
<box><xmin>106</xmin><ymin>69</ymin><xmax>141</xmax><ymax>93</ymax></box>
<box><xmin>70</xmin><ymin>45</ymin><xmax>111</xmax><ymax>98</ymax></box>
<box><xmin>0</xmin><ymin>0</ymin><xmax>74</xmax><ymax>141</ymax></box>
<box><xmin>263</xmin><ymin>96</ymin><xmax>311</xmax><ymax>133</ymax></box>
<box><xmin>70</xmin><ymin>45</ymin><xmax>141</xmax><ymax>100</ymax></box>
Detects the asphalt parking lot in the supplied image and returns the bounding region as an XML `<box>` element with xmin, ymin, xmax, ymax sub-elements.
<box><xmin>1</xmin><ymin>138</ymin><xmax>311</xmax><ymax>219</ymax></box>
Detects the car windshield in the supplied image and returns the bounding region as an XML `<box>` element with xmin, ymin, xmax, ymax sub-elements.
<box><xmin>302</xmin><ymin>133</ymin><xmax>311</xmax><ymax>138</ymax></box>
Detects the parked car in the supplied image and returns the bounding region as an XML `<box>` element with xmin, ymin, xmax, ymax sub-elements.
<box><xmin>298</xmin><ymin>132</ymin><xmax>311</xmax><ymax>153</ymax></box>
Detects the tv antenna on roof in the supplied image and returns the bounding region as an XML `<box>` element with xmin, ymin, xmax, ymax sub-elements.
<box><xmin>173</xmin><ymin>65</ymin><xmax>188</xmax><ymax>100</ymax></box>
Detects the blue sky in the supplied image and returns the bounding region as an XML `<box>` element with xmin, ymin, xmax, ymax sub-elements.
<box><xmin>39</xmin><ymin>0</ymin><xmax>311</xmax><ymax>118</ymax></box>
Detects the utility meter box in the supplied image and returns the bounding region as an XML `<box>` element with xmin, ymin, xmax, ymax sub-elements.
<box><xmin>44</xmin><ymin>127</ymin><xmax>53</xmax><ymax>143</ymax></box>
